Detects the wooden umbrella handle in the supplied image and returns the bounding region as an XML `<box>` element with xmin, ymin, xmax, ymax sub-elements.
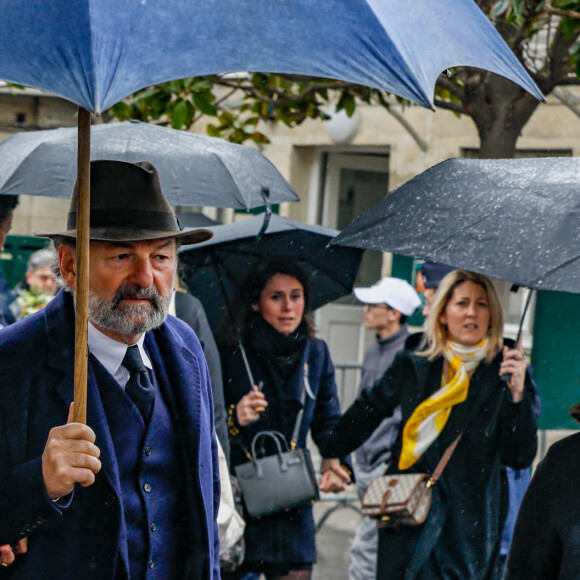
<box><xmin>73</xmin><ymin>107</ymin><xmax>91</xmax><ymax>424</ymax></box>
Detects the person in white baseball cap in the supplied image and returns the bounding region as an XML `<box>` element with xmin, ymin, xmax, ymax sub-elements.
<box><xmin>347</xmin><ymin>277</ymin><xmax>421</xmax><ymax>580</ymax></box>
<box><xmin>354</xmin><ymin>277</ymin><xmax>422</xmax><ymax>320</ymax></box>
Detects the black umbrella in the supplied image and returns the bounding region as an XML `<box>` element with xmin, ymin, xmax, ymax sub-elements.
<box><xmin>332</xmin><ymin>157</ymin><xmax>580</xmax><ymax>294</ymax></box>
<box><xmin>179</xmin><ymin>213</ymin><xmax>364</xmax><ymax>334</ymax></box>
<box><xmin>0</xmin><ymin>121</ymin><xmax>298</xmax><ymax>210</ymax></box>
<box><xmin>0</xmin><ymin>122</ymin><xmax>297</xmax><ymax>421</ymax></box>
<box><xmin>176</xmin><ymin>213</ymin><xmax>220</xmax><ymax>228</ymax></box>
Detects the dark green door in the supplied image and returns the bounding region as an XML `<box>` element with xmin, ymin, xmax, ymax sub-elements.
<box><xmin>533</xmin><ymin>291</ymin><xmax>580</xmax><ymax>430</ymax></box>
<box><xmin>0</xmin><ymin>235</ymin><xmax>50</xmax><ymax>288</ymax></box>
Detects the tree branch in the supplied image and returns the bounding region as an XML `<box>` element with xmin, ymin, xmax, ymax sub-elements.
<box><xmin>433</xmin><ymin>98</ymin><xmax>466</xmax><ymax>115</ymax></box>
<box><xmin>546</xmin><ymin>2</ymin><xmax>580</xmax><ymax>20</ymax></box>
<box><xmin>552</xmin><ymin>76</ymin><xmax>580</xmax><ymax>86</ymax></box>
<box><xmin>379</xmin><ymin>99</ymin><xmax>428</xmax><ymax>151</ymax></box>
<box><xmin>553</xmin><ymin>87</ymin><xmax>580</xmax><ymax>119</ymax></box>
<box><xmin>214</xmin><ymin>78</ymin><xmax>344</xmax><ymax>106</ymax></box>
<box><xmin>436</xmin><ymin>76</ymin><xmax>464</xmax><ymax>101</ymax></box>
<box><xmin>191</xmin><ymin>86</ymin><xmax>238</xmax><ymax>124</ymax></box>
<box><xmin>546</xmin><ymin>25</ymin><xmax>580</xmax><ymax>91</ymax></box>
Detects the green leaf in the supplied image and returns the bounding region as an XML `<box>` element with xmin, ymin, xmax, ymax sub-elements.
<box><xmin>558</xmin><ymin>0</ymin><xmax>580</xmax><ymax>10</ymax></box>
<box><xmin>171</xmin><ymin>99</ymin><xmax>189</xmax><ymax>129</ymax></box>
<box><xmin>132</xmin><ymin>88</ymin><xmax>163</xmax><ymax>103</ymax></box>
<box><xmin>337</xmin><ymin>92</ymin><xmax>356</xmax><ymax>116</ymax></box>
<box><xmin>572</xmin><ymin>39</ymin><xmax>580</xmax><ymax>75</ymax></box>
<box><xmin>110</xmin><ymin>101</ymin><xmax>134</xmax><ymax>121</ymax></box>
<box><xmin>250</xmin><ymin>132</ymin><xmax>271</xmax><ymax>144</ymax></box>
<box><xmin>191</xmin><ymin>79</ymin><xmax>215</xmax><ymax>92</ymax></box>
<box><xmin>219</xmin><ymin>111</ymin><xmax>236</xmax><ymax>126</ymax></box>
<box><xmin>168</xmin><ymin>80</ymin><xmax>186</xmax><ymax>95</ymax></box>
<box><xmin>193</xmin><ymin>93</ymin><xmax>218</xmax><ymax>116</ymax></box>
<box><xmin>230</xmin><ymin>129</ymin><xmax>247</xmax><ymax>143</ymax></box>
<box><xmin>560</xmin><ymin>16</ymin><xmax>580</xmax><ymax>39</ymax></box>
<box><xmin>206</xmin><ymin>124</ymin><xmax>222</xmax><ymax>137</ymax></box>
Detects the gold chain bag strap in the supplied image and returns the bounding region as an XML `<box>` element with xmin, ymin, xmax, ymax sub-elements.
<box><xmin>360</xmin><ymin>434</ymin><xmax>461</xmax><ymax>528</ymax></box>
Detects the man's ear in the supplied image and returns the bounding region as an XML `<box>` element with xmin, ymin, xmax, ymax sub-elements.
<box><xmin>58</xmin><ymin>245</ymin><xmax>77</xmax><ymax>290</ymax></box>
<box><xmin>390</xmin><ymin>309</ymin><xmax>402</xmax><ymax>323</ymax></box>
<box><xmin>251</xmin><ymin>302</ymin><xmax>259</xmax><ymax>312</ymax></box>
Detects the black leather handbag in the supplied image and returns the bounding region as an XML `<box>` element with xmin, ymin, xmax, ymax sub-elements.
<box><xmin>235</xmin><ymin>363</ymin><xmax>320</xmax><ymax>518</ymax></box>
<box><xmin>235</xmin><ymin>430</ymin><xmax>319</xmax><ymax>518</ymax></box>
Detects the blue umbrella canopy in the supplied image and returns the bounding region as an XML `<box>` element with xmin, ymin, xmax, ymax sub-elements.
<box><xmin>0</xmin><ymin>0</ymin><xmax>543</xmax><ymax>113</ymax></box>
<box><xmin>0</xmin><ymin>0</ymin><xmax>545</xmax><ymax>423</ymax></box>
<box><xmin>0</xmin><ymin>122</ymin><xmax>298</xmax><ymax>210</ymax></box>
<box><xmin>179</xmin><ymin>213</ymin><xmax>364</xmax><ymax>332</ymax></box>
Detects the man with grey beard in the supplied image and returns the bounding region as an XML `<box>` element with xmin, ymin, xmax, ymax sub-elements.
<box><xmin>87</xmin><ymin>281</ymin><xmax>171</xmax><ymax>336</ymax></box>
<box><xmin>0</xmin><ymin>160</ymin><xmax>221</xmax><ymax>579</ymax></box>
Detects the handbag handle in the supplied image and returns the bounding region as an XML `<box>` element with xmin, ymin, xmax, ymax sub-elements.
<box><xmin>251</xmin><ymin>430</ymin><xmax>289</xmax><ymax>457</ymax></box>
<box><xmin>242</xmin><ymin>355</ymin><xmax>313</xmax><ymax>455</ymax></box>
<box><xmin>428</xmin><ymin>434</ymin><xmax>461</xmax><ymax>486</ymax></box>
<box><xmin>250</xmin><ymin>431</ymin><xmax>293</xmax><ymax>478</ymax></box>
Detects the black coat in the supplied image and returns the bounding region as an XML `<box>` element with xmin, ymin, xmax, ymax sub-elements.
<box><xmin>504</xmin><ymin>432</ymin><xmax>580</xmax><ymax>580</ymax></box>
<box><xmin>174</xmin><ymin>290</ymin><xmax>229</xmax><ymax>462</ymax></box>
<box><xmin>319</xmin><ymin>346</ymin><xmax>538</xmax><ymax>580</ymax></box>
<box><xmin>220</xmin><ymin>338</ymin><xmax>345</xmax><ymax>569</ymax></box>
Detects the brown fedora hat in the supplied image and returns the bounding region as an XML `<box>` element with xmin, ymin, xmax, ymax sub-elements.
<box><xmin>35</xmin><ymin>159</ymin><xmax>213</xmax><ymax>245</ymax></box>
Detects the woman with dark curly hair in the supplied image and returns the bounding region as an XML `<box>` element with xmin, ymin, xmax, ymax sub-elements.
<box><xmin>219</xmin><ymin>258</ymin><xmax>350</xmax><ymax>580</ymax></box>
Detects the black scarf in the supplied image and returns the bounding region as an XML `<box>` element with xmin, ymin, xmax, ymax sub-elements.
<box><xmin>245</xmin><ymin>312</ymin><xmax>308</xmax><ymax>383</ymax></box>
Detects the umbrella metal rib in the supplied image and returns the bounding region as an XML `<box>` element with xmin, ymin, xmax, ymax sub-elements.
<box><xmin>208</xmin><ymin>251</ymin><xmax>256</xmax><ymax>390</ymax></box>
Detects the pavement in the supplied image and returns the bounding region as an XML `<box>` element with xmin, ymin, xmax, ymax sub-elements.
<box><xmin>312</xmin><ymin>496</ymin><xmax>361</xmax><ymax>580</ymax></box>
<box><xmin>241</xmin><ymin>496</ymin><xmax>361</xmax><ymax>580</ymax></box>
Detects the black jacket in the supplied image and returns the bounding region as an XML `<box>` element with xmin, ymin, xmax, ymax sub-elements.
<box><xmin>504</xmin><ymin>432</ymin><xmax>580</xmax><ymax>580</ymax></box>
<box><xmin>319</xmin><ymin>346</ymin><xmax>538</xmax><ymax>580</ymax></box>
<box><xmin>174</xmin><ymin>290</ymin><xmax>229</xmax><ymax>462</ymax></box>
<box><xmin>220</xmin><ymin>338</ymin><xmax>346</xmax><ymax>569</ymax></box>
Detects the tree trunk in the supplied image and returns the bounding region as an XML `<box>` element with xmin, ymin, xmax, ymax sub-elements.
<box><xmin>478</xmin><ymin>121</ymin><xmax>522</xmax><ymax>159</ymax></box>
<box><xmin>465</xmin><ymin>73</ymin><xmax>541</xmax><ymax>160</ymax></box>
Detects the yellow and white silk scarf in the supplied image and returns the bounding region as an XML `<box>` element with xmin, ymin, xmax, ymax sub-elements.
<box><xmin>398</xmin><ymin>339</ymin><xmax>488</xmax><ymax>470</ymax></box>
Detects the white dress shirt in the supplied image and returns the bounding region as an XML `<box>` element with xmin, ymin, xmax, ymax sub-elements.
<box><xmin>87</xmin><ymin>322</ymin><xmax>152</xmax><ymax>388</ymax></box>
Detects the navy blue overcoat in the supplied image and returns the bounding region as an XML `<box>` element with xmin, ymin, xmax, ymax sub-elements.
<box><xmin>220</xmin><ymin>337</ymin><xmax>347</xmax><ymax>568</ymax></box>
<box><xmin>0</xmin><ymin>291</ymin><xmax>220</xmax><ymax>579</ymax></box>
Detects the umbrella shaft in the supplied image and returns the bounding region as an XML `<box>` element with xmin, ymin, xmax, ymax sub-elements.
<box><xmin>515</xmin><ymin>289</ymin><xmax>534</xmax><ymax>346</ymax></box>
<box><xmin>73</xmin><ymin>107</ymin><xmax>91</xmax><ymax>424</ymax></box>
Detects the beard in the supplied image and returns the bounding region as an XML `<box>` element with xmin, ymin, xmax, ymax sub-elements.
<box><xmin>88</xmin><ymin>282</ymin><xmax>172</xmax><ymax>336</ymax></box>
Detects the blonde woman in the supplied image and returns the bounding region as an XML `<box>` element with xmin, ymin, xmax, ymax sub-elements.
<box><xmin>320</xmin><ymin>270</ymin><xmax>538</xmax><ymax>580</ymax></box>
